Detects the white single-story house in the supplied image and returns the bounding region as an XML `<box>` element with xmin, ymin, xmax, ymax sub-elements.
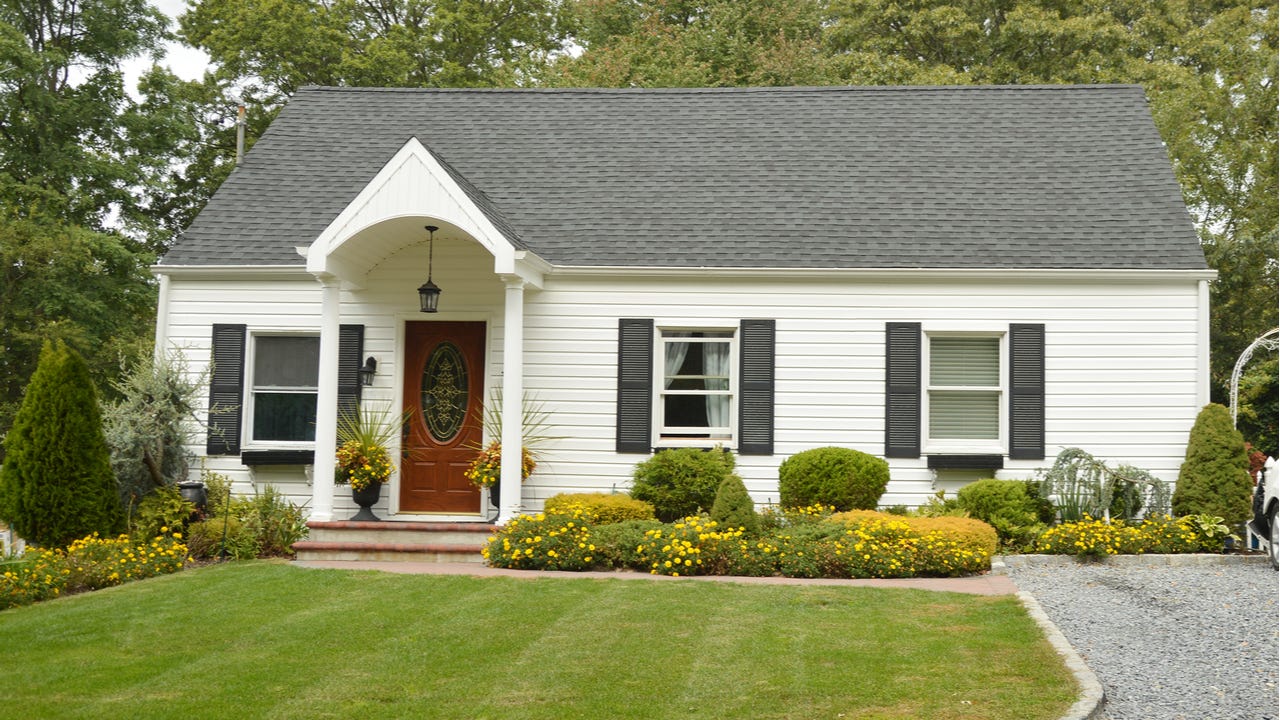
<box><xmin>155</xmin><ymin>84</ymin><xmax>1212</xmax><ymax>524</ymax></box>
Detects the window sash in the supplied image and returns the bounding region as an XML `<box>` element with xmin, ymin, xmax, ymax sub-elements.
<box><xmin>926</xmin><ymin>334</ymin><xmax>1002</xmax><ymax>446</ymax></box>
<box><xmin>657</xmin><ymin>330</ymin><xmax>735</xmax><ymax>441</ymax></box>
<box><xmin>249</xmin><ymin>335</ymin><xmax>319</xmax><ymax>444</ymax></box>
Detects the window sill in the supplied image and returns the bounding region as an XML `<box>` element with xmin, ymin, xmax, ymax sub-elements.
<box><xmin>241</xmin><ymin>449</ymin><xmax>316</xmax><ymax>466</ymax></box>
<box><xmin>926</xmin><ymin>454</ymin><xmax>1005</xmax><ymax>470</ymax></box>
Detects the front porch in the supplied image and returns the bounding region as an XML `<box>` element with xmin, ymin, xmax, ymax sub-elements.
<box><xmin>300</xmin><ymin>137</ymin><xmax>547</xmax><ymax>525</ymax></box>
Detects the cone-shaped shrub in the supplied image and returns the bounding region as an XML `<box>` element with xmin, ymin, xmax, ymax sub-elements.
<box><xmin>710</xmin><ymin>474</ymin><xmax>759</xmax><ymax>534</ymax></box>
<box><xmin>1171</xmin><ymin>403</ymin><xmax>1253</xmax><ymax>527</ymax></box>
<box><xmin>0</xmin><ymin>341</ymin><xmax>124</xmax><ymax>547</ymax></box>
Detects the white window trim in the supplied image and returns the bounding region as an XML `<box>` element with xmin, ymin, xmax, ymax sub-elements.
<box><xmin>922</xmin><ymin>330</ymin><xmax>1007</xmax><ymax>455</ymax></box>
<box><xmin>242</xmin><ymin>331</ymin><xmax>320</xmax><ymax>450</ymax></box>
<box><xmin>652</xmin><ymin>326</ymin><xmax>738</xmax><ymax>449</ymax></box>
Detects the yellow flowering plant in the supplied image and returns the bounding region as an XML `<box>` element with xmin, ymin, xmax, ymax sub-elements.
<box><xmin>334</xmin><ymin>405</ymin><xmax>411</xmax><ymax>492</ymax></box>
<box><xmin>465</xmin><ymin>440</ymin><xmax>535</xmax><ymax>489</ymax></box>
<box><xmin>465</xmin><ymin>390</ymin><xmax>557</xmax><ymax>490</ymax></box>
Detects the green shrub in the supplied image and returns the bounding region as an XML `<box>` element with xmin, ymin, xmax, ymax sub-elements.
<box><xmin>543</xmin><ymin>493</ymin><xmax>655</xmax><ymax>524</ymax></box>
<box><xmin>777</xmin><ymin>447</ymin><xmax>889</xmax><ymax>511</ymax></box>
<box><xmin>709</xmin><ymin>475</ymin><xmax>759</xmax><ymax>534</ymax></box>
<box><xmin>912</xmin><ymin>491</ymin><xmax>968</xmax><ymax>518</ymax></box>
<box><xmin>0</xmin><ymin>341</ymin><xmax>124</xmax><ymax>548</ymax></box>
<box><xmin>1023</xmin><ymin>480</ymin><xmax>1058</xmax><ymax>525</ymax></box>
<box><xmin>954</xmin><ymin>479</ymin><xmax>1044</xmax><ymax>549</ymax></box>
<box><xmin>584</xmin><ymin>519</ymin><xmax>666</xmax><ymax>568</ymax></box>
<box><xmin>185</xmin><ymin>516</ymin><xmax>259</xmax><ymax>560</ymax></box>
<box><xmin>103</xmin><ymin>352</ymin><xmax>201</xmax><ymax>509</ymax></box>
<box><xmin>1172</xmin><ymin>403</ymin><xmax>1253</xmax><ymax>528</ymax></box>
<box><xmin>230</xmin><ymin>485</ymin><xmax>308</xmax><ymax>557</ymax></box>
<box><xmin>758</xmin><ymin>503</ymin><xmax>835</xmax><ymax>531</ymax></box>
<box><xmin>129</xmin><ymin>485</ymin><xmax>196</xmax><ymax>541</ymax></box>
<box><xmin>629</xmin><ymin>447</ymin><xmax>737</xmax><ymax>522</ymax></box>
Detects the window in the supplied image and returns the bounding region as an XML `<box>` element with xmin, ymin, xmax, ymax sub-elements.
<box><xmin>617</xmin><ymin>319</ymin><xmax>775</xmax><ymax>455</ymax></box>
<box><xmin>658</xmin><ymin>330</ymin><xmax>734</xmax><ymax>443</ymax></box>
<box><xmin>884</xmin><ymin>323</ymin><xmax>1044</xmax><ymax>460</ymax></box>
<box><xmin>206</xmin><ymin>324</ymin><xmax>364</xmax><ymax>457</ymax></box>
<box><xmin>249</xmin><ymin>335</ymin><xmax>320</xmax><ymax>443</ymax></box>
<box><xmin>926</xmin><ymin>335</ymin><xmax>1001</xmax><ymax>445</ymax></box>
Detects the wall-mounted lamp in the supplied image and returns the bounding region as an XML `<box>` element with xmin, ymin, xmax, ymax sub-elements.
<box><xmin>417</xmin><ymin>225</ymin><xmax>441</xmax><ymax>313</ymax></box>
<box><xmin>359</xmin><ymin>357</ymin><xmax>377</xmax><ymax>386</ymax></box>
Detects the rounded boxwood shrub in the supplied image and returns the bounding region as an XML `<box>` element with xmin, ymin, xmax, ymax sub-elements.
<box><xmin>954</xmin><ymin>479</ymin><xmax>1043</xmax><ymax>549</ymax></box>
<box><xmin>777</xmin><ymin>447</ymin><xmax>889</xmax><ymax>511</ymax></box>
<box><xmin>630</xmin><ymin>447</ymin><xmax>737</xmax><ymax>522</ymax></box>
<box><xmin>710</xmin><ymin>475</ymin><xmax>759</xmax><ymax>534</ymax></box>
<box><xmin>543</xmin><ymin>492</ymin><xmax>655</xmax><ymax>524</ymax></box>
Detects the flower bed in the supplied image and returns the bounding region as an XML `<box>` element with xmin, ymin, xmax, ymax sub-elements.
<box><xmin>1</xmin><ymin>532</ymin><xmax>189</xmax><ymax>611</ymax></box>
<box><xmin>1035</xmin><ymin>514</ymin><xmax>1231</xmax><ymax>558</ymax></box>
<box><xmin>483</xmin><ymin>504</ymin><xmax>995</xmax><ymax>579</ymax></box>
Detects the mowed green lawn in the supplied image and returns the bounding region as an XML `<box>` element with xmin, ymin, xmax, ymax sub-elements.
<box><xmin>0</xmin><ymin>561</ymin><xmax>1076</xmax><ymax>719</ymax></box>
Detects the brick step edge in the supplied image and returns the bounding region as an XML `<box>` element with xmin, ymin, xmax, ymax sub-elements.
<box><xmin>306</xmin><ymin>521</ymin><xmax>497</xmax><ymax>534</ymax></box>
<box><xmin>293</xmin><ymin>541</ymin><xmax>486</xmax><ymax>555</ymax></box>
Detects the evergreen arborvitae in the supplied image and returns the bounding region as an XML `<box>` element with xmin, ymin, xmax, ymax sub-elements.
<box><xmin>710</xmin><ymin>474</ymin><xmax>759</xmax><ymax>534</ymax></box>
<box><xmin>0</xmin><ymin>341</ymin><xmax>124</xmax><ymax>548</ymax></box>
<box><xmin>1171</xmin><ymin>403</ymin><xmax>1253</xmax><ymax>528</ymax></box>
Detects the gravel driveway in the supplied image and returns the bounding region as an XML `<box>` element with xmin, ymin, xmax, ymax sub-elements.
<box><xmin>1004</xmin><ymin>556</ymin><xmax>1278</xmax><ymax>720</ymax></box>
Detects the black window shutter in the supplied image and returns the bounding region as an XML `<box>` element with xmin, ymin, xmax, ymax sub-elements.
<box><xmin>207</xmin><ymin>324</ymin><xmax>246</xmax><ymax>455</ymax></box>
<box><xmin>738</xmin><ymin>319</ymin><xmax>775</xmax><ymax>455</ymax></box>
<box><xmin>884</xmin><ymin>322</ymin><xmax>922</xmax><ymax>458</ymax></box>
<box><xmin>616</xmin><ymin>319</ymin><xmax>654</xmax><ymax>453</ymax></box>
<box><xmin>1009</xmin><ymin>323</ymin><xmax>1045</xmax><ymax>460</ymax></box>
<box><xmin>337</xmin><ymin>324</ymin><xmax>365</xmax><ymax>429</ymax></box>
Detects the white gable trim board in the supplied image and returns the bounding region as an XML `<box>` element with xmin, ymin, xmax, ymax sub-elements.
<box><xmin>154</xmin><ymin>259</ymin><xmax>1211</xmax><ymax>520</ymax></box>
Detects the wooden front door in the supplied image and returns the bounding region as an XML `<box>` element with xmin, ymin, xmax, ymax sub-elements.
<box><xmin>400</xmin><ymin>321</ymin><xmax>485</xmax><ymax>513</ymax></box>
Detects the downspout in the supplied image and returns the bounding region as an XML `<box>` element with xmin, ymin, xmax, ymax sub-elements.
<box><xmin>153</xmin><ymin>271</ymin><xmax>171</xmax><ymax>360</ymax></box>
<box><xmin>1197</xmin><ymin>278</ymin><xmax>1211</xmax><ymax>408</ymax></box>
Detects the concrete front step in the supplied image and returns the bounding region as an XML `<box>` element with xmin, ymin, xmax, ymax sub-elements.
<box><xmin>294</xmin><ymin>520</ymin><xmax>495</xmax><ymax>564</ymax></box>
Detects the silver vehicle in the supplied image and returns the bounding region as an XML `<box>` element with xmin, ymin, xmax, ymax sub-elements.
<box><xmin>1247</xmin><ymin>456</ymin><xmax>1278</xmax><ymax>569</ymax></box>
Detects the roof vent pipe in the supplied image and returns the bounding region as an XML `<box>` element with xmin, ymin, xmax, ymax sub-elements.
<box><xmin>235</xmin><ymin>104</ymin><xmax>246</xmax><ymax>166</ymax></box>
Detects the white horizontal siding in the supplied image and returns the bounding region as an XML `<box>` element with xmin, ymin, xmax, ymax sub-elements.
<box><xmin>161</xmin><ymin>253</ymin><xmax>1204</xmax><ymax>516</ymax></box>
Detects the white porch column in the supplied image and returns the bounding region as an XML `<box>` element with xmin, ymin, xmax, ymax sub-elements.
<box><xmin>498</xmin><ymin>276</ymin><xmax>526</xmax><ymax>524</ymax></box>
<box><xmin>311</xmin><ymin>275</ymin><xmax>342</xmax><ymax>522</ymax></box>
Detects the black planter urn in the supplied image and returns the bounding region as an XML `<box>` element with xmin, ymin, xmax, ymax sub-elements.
<box><xmin>350</xmin><ymin>482</ymin><xmax>383</xmax><ymax>522</ymax></box>
<box><xmin>177</xmin><ymin>481</ymin><xmax>208</xmax><ymax>514</ymax></box>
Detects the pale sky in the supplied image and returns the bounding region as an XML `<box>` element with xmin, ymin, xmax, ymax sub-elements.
<box><xmin>123</xmin><ymin>0</ymin><xmax>212</xmax><ymax>87</ymax></box>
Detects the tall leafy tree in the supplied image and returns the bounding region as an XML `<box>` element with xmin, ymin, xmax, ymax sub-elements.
<box><xmin>0</xmin><ymin>213</ymin><xmax>157</xmax><ymax>446</ymax></box>
<box><xmin>0</xmin><ymin>0</ymin><xmax>185</xmax><ymax>241</ymax></box>
<box><xmin>0</xmin><ymin>340</ymin><xmax>125</xmax><ymax>548</ymax></box>
<box><xmin>0</xmin><ymin>1</ymin><xmax>201</xmax><ymax>445</ymax></box>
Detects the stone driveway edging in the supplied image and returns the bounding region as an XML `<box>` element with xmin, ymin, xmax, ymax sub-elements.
<box><xmin>997</xmin><ymin>552</ymin><xmax>1269</xmax><ymax>569</ymax></box>
<box><xmin>989</xmin><ymin>557</ymin><xmax>1106</xmax><ymax>720</ymax></box>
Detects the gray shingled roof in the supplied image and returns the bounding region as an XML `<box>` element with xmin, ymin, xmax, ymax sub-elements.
<box><xmin>161</xmin><ymin>85</ymin><xmax>1205</xmax><ymax>270</ymax></box>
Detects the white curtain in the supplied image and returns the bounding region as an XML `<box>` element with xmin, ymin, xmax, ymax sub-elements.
<box><xmin>664</xmin><ymin>341</ymin><xmax>689</xmax><ymax>388</ymax></box>
<box><xmin>703</xmin><ymin>341</ymin><xmax>730</xmax><ymax>428</ymax></box>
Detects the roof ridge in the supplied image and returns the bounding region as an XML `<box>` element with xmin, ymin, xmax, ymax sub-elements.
<box><xmin>295</xmin><ymin>84</ymin><xmax>1143</xmax><ymax>95</ymax></box>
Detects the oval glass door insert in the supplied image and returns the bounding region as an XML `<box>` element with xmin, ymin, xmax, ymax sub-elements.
<box><xmin>421</xmin><ymin>342</ymin><xmax>468</xmax><ymax>443</ymax></box>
